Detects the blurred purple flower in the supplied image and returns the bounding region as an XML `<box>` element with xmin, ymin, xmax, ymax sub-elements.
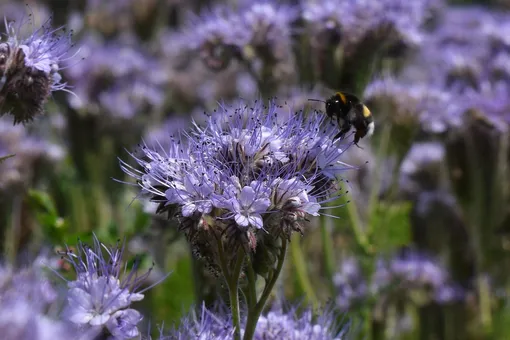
<box><xmin>0</xmin><ymin>12</ymin><xmax>74</xmax><ymax>123</ymax></box>
<box><xmin>333</xmin><ymin>257</ymin><xmax>368</xmax><ymax>311</ymax></box>
<box><xmin>179</xmin><ymin>1</ymin><xmax>298</xmax><ymax>71</ymax></box>
<box><xmin>364</xmin><ymin>76</ymin><xmax>465</xmax><ymax>134</ymax></box>
<box><xmin>0</xmin><ymin>117</ymin><xmax>65</xmax><ymax>193</ymax></box>
<box><xmin>251</xmin><ymin>305</ymin><xmax>346</xmax><ymax>340</ymax></box>
<box><xmin>57</xmin><ymin>235</ymin><xmax>167</xmax><ymax>339</ymax></box>
<box><xmin>163</xmin><ymin>302</ymin><xmax>347</xmax><ymax>340</ymax></box>
<box><xmin>399</xmin><ymin>141</ymin><xmax>447</xmax><ymax>198</ymax></box>
<box><xmin>178</xmin><ymin>6</ymin><xmax>247</xmax><ymax>71</ymax></box>
<box><xmin>65</xmin><ymin>34</ymin><xmax>166</xmax><ymax>120</ymax></box>
<box><xmin>373</xmin><ymin>251</ymin><xmax>464</xmax><ymax>304</ymax></box>
<box><xmin>334</xmin><ymin>250</ymin><xmax>463</xmax><ymax>312</ymax></box>
<box><xmin>302</xmin><ymin>0</ymin><xmax>441</xmax><ymax>51</ymax></box>
<box><xmin>163</xmin><ymin>302</ymin><xmax>234</xmax><ymax>339</ymax></box>
<box><xmin>464</xmin><ymin>81</ymin><xmax>510</xmax><ymax>130</ymax></box>
<box><xmin>0</xmin><ymin>258</ymin><xmax>91</xmax><ymax>340</ymax></box>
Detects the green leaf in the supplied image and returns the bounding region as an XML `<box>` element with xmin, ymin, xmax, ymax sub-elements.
<box><xmin>26</xmin><ymin>189</ymin><xmax>68</xmax><ymax>243</ymax></box>
<box><xmin>27</xmin><ymin>189</ymin><xmax>58</xmax><ymax>216</ymax></box>
<box><xmin>369</xmin><ymin>201</ymin><xmax>412</xmax><ymax>251</ymax></box>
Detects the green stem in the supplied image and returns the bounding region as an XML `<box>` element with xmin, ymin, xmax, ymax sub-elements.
<box><xmin>243</xmin><ymin>238</ymin><xmax>288</xmax><ymax>340</ymax></box>
<box><xmin>214</xmin><ymin>232</ymin><xmax>244</xmax><ymax>340</ymax></box>
<box><xmin>344</xmin><ymin>193</ymin><xmax>373</xmax><ymax>256</ymax></box>
<box><xmin>321</xmin><ymin>216</ymin><xmax>336</xmax><ymax>293</ymax></box>
<box><xmin>289</xmin><ymin>234</ymin><xmax>319</xmax><ymax>308</ymax></box>
<box><xmin>245</xmin><ymin>260</ymin><xmax>257</xmax><ymax>309</ymax></box>
<box><xmin>227</xmin><ymin>248</ymin><xmax>246</xmax><ymax>340</ymax></box>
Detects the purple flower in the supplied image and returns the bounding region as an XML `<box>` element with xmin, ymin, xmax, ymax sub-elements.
<box><xmin>163</xmin><ymin>302</ymin><xmax>348</xmax><ymax>340</ymax></box>
<box><xmin>0</xmin><ymin>258</ymin><xmax>91</xmax><ymax>340</ymax></box>
<box><xmin>333</xmin><ymin>257</ymin><xmax>369</xmax><ymax>311</ymax></box>
<box><xmin>463</xmin><ymin>81</ymin><xmax>510</xmax><ymax>130</ymax></box>
<box><xmin>251</xmin><ymin>305</ymin><xmax>346</xmax><ymax>340</ymax></box>
<box><xmin>65</xmin><ymin>34</ymin><xmax>166</xmax><ymax>120</ymax></box>
<box><xmin>0</xmin><ymin>12</ymin><xmax>74</xmax><ymax>123</ymax></box>
<box><xmin>372</xmin><ymin>251</ymin><xmax>464</xmax><ymax>304</ymax></box>
<box><xmin>363</xmin><ymin>76</ymin><xmax>466</xmax><ymax>134</ymax></box>
<box><xmin>57</xmin><ymin>235</ymin><xmax>167</xmax><ymax>339</ymax></box>
<box><xmin>399</xmin><ymin>141</ymin><xmax>447</xmax><ymax>198</ymax></box>
<box><xmin>120</xmin><ymin>98</ymin><xmax>353</xmax><ymax>270</ymax></box>
<box><xmin>163</xmin><ymin>302</ymin><xmax>234</xmax><ymax>339</ymax></box>
<box><xmin>214</xmin><ymin>180</ymin><xmax>272</xmax><ymax>229</ymax></box>
<box><xmin>178</xmin><ymin>2</ymin><xmax>298</xmax><ymax>71</ymax></box>
<box><xmin>302</xmin><ymin>0</ymin><xmax>441</xmax><ymax>51</ymax></box>
<box><xmin>0</xmin><ymin>117</ymin><xmax>65</xmax><ymax>193</ymax></box>
<box><xmin>334</xmin><ymin>250</ymin><xmax>463</xmax><ymax>312</ymax></box>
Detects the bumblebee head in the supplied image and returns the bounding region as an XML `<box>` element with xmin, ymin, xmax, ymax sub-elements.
<box><xmin>324</xmin><ymin>92</ymin><xmax>350</xmax><ymax>118</ymax></box>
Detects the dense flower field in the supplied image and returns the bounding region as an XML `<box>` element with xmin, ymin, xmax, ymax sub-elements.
<box><xmin>1</xmin><ymin>0</ymin><xmax>509</xmax><ymax>339</ymax></box>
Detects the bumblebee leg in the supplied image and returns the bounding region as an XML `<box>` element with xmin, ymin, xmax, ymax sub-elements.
<box><xmin>353</xmin><ymin>131</ymin><xmax>364</xmax><ymax>149</ymax></box>
<box><xmin>334</xmin><ymin>122</ymin><xmax>351</xmax><ymax>140</ymax></box>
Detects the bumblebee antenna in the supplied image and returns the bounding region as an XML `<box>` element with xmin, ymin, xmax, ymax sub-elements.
<box><xmin>307</xmin><ymin>98</ymin><xmax>326</xmax><ymax>103</ymax></box>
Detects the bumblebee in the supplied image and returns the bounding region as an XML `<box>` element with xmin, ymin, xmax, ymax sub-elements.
<box><xmin>310</xmin><ymin>92</ymin><xmax>374</xmax><ymax>146</ymax></box>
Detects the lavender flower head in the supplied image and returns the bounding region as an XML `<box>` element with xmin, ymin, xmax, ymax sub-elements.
<box><xmin>0</xmin><ymin>12</ymin><xmax>74</xmax><ymax>124</ymax></box>
<box><xmin>251</xmin><ymin>305</ymin><xmax>346</xmax><ymax>340</ymax></box>
<box><xmin>164</xmin><ymin>302</ymin><xmax>348</xmax><ymax>340</ymax></box>
<box><xmin>334</xmin><ymin>250</ymin><xmax>462</xmax><ymax>312</ymax></box>
<box><xmin>0</xmin><ymin>258</ymin><xmax>84</xmax><ymax>340</ymax></box>
<box><xmin>364</xmin><ymin>76</ymin><xmax>465</xmax><ymax>134</ymax></box>
<box><xmin>179</xmin><ymin>2</ymin><xmax>298</xmax><ymax>71</ymax></box>
<box><xmin>372</xmin><ymin>251</ymin><xmax>463</xmax><ymax>304</ymax></box>
<box><xmin>58</xmin><ymin>235</ymin><xmax>160</xmax><ymax>340</ymax></box>
<box><xmin>302</xmin><ymin>0</ymin><xmax>441</xmax><ymax>53</ymax></box>
<box><xmin>121</xmin><ymin>98</ymin><xmax>353</xmax><ymax>277</ymax></box>
<box><xmin>0</xmin><ymin>117</ymin><xmax>65</xmax><ymax>193</ymax></box>
<box><xmin>65</xmin><ymin>34</ymin><xmax>166</xmax><ymax>120</ymax></box>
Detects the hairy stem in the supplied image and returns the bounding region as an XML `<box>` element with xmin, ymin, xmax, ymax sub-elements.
<box><xmin>243</xmin><ymin>238</ymin><xmax>288</xmax><ymax>340</ymax></box>
<box><xmin>228</xmin><ymin>248</ymin><xmax>246</xmax><ymax>340</ymax></box>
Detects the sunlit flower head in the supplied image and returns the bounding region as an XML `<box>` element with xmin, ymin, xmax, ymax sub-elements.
<box><xmin>121</xmin><ymin>98</ymin><xmax>354</xmax><ymax>276</ymax></box>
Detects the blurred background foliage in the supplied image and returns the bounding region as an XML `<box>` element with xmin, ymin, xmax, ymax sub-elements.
<box><xmin>1</xmin><ymin>0</ymin><xmax>510</xmax><ymax>338</ymax></box>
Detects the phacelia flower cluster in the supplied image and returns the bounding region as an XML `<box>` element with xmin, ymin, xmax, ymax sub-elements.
<box><xmin>0</xmin><ymin>14</ymin><xmax>73</xmax><ymax>124</ymax></box>
<box><xmin>164</xmin><ymin>303</ymin><xmax>348</xmax><ymax>340</ymax></box>
<box><xmin>179</xmin><ymin>2</ymin><xmax>298</xmax><ymax>71</ymax></box>
<box><xmin>364</xmin><ymin>7</ymin><xmax>510</xmax><ymax>135</ymax></box>
<box><xmin>0</xmin><ymin>117</ymin><xmax>65</xmax><ymax>193</ymax></box>
<box><xmin>334</xmin><ymin>250</ymin><xmax>463</xmax><ymax>312</ymax></box>
<box><xmin>121</xmin><ymin>99</ymin><xmax>353</xmax><ymax>276</ymax></box>
<box><xmin>0</xmin><ymin>258</ymin><xmax>84</xmax><ymax>340</ymax></box>
<box><xmin>65</xmin><ymin>34</ymin><xmax>167</xmax><ymax>120</ymax></box>
<box><xmin>302</xmin><ymin>0</ymin><xmax>442</xmax><ymax>54</ymax></box>
<box><xmin>58</xmin><ymin>235</ymin><xmax>160</xmax><ymax>340</ymax></box>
